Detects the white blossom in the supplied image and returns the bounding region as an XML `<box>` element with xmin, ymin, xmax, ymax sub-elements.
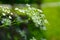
<box><xmin>26</xmin><ymin>4</ymin><xmax>30</xmax><ymax>7</ymax></box>
<box><xmin>9</xmin><ymin>16</ymin><xmax>12</xmax><ymax>19</ymax></box>
<box><xmin>14</xmin><ymin>6</ymin><xmax>47</xmax><ymax>28</ymax></box>
<box><xmin>19</xmin><ymin>9</ymin><xmax>25</xmax><ymax>13</ymax></box>
<box><xmin>2</xmin><ymin>13</ymin><xmax>6</xmax><ymax>16</ymax></box>
<box><xmin>7</xmin><ymin>10</ymin><xmax>10</xmax><ymax>13</ymax></box>
<box><xmin>10</xmin><ymin>13</ymin><xmax>13</xmax><ymax>15</ymax></box>
<box><xmin>2</xmin><ymin>8</ymin><xmax>10</xmax><ymax>13</ymax></box>
<box><xmin>15</xmin><ymin>8</ymin><xmax>19</xmax><ymax>10</ymax></box>
<box><xmin>37</xmin><ymin>9</ymin><xmax>43</xmax><ymax>13</ymax></box>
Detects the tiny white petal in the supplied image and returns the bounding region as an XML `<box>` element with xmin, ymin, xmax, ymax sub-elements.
<box><xmin>7</xmin><ymin>10</ymin><xmax>10</xmax><ymax>13</ymax></box>
<box><xmin>26</xmin><ymin>4</ymin><xmax>30</xmax><ymax>7</ymax></box>
<box><xmin>9</xmin><ymin>16</ymin><xmax>12</xmax><ymax>19</ymax></box>
<box><xmin>38</xmin><ymin>9</ymin><xmax>43</xmax><ymax>13</ymax></box>
<box><xmin>15</xmin><ymin>8</ymin><xmax>19</xmax><ymax>10</ymax></box>
<box><xmin>19</xmin><ymin>9</ymin><xmax>25</xmax><ymax>13</ymax></box>
<box><xmin>19</xmin><ymin>10</ymin><xmax>22</xmax><ymax>12</ymax></box>
<box><xmin>11</xmin><ymin>13</ymin><xmax>13</xmax><ymax>15</ymax></box>
<box><xmin>2</xmin><ymin>13</ymin><xmax>6</xmax><ymax>16</ymax></box>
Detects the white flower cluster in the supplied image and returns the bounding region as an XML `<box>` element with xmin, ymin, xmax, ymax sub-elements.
<box><xmin>0</xmin><ymin>4</ymin><xmax>48</xmax><ymax>30</ymax></box>
<box><xmin>0</xmin><ymin>6</ymin><xmax>11</xmax><ymax>13</ymax></box>
<box><xmin>14</xmin><ymin>4</ymin><xmax>48</xmax><ymax>29</ymax></box>
<box><xmin>0</xmin><ymin>5</ymin><xmax>47</xmax><ymax>40</ymax></box>
<box><xmin>0</xmin><ymin>6</ymin><xmax>14</xmax><ymax>26</ymax></box>
<box><xmin>15</xmin><ymin>8</ymin><xmax>25</xmax><ymax>13</ymax></box>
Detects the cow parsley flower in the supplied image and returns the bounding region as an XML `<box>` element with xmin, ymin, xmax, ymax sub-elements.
<box><xmin>15</xmin><ymin>8</ymin><xmax>19</xmax><ymax>10</ymax></box>
<box><xmin>37</xmin><ymin>9</ymin><xmax>43</xmax><ymax>13</ymax></box>
<box><xmin>10</xmin><ymin>13</ymin><xmax>13</xmax><ymax>15</ymax></box>
<box><xmin>2</xmin><ymin>13</ymin><xmax>6</xmax><ymax>16</ymax></box>
<box><xmin>9</xmin><ymin>16</ymin><xmax>12</xmax><ymax>19</ymax></box>
<box><xmin>26</xmin><ymin>4</ymin><xmax>30</xmax><ymax>7</ymax></box>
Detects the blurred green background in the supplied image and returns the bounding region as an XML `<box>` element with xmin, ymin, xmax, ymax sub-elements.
<box><xmin>43</xmin><ymin>0</ymin><xmax>60</xmax><ymax>3</ymax></box>
<box><xmin>42</xmin><ymin>0</ymin><xmax>60</xmax><ymax>40</ymax></box>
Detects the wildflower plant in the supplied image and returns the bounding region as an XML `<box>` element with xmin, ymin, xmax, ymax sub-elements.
<box><xmin>14</xmin><ymin>4</ymin><xmax>47</xmax><ymax>40</ymax></box>
<box><xmin>0</xmin><ymin>4</ymin><xmax>47</xmax><ymax>40</ymax></box>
